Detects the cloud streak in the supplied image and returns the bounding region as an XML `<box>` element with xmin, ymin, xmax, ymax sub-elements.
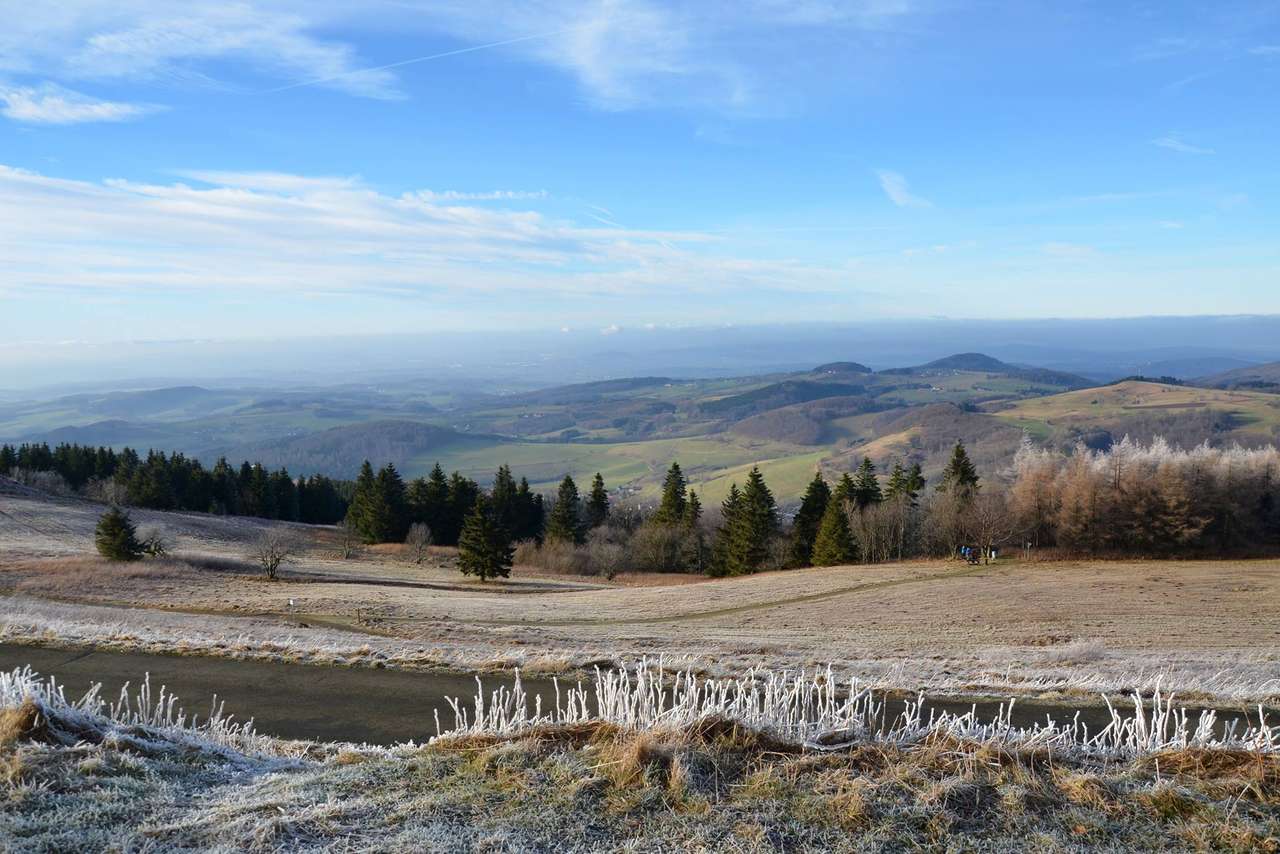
<box><xmin>0</xmin><ymin>83</ymin><xmax>158</xmax><ymax>124</ymax></box>
<box><xmin>1153</xmin><ymin>133</ymin><xmax>1214</xmax><ymax>155</ymax></box>
<box><xmin>875</xmin><ymin>170</ymin><xmax>932</xmax><ymax>208</ymax></box>
<box><xmin>0</xmin><ymin>1</ymin><xmax>926</xmax><ymax>115</ymax></box>
<box><xmin>0</xmin><ymin>164</ymin><xmax>858</xmax><ymax>305</ymax></box>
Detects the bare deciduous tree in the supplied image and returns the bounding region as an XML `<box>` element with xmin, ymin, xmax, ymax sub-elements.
<box><xmin>251</xmin><ymin>530</ymin><xmax>296</xmax><ymax>580</ymax></box>
<box><xmin>337</xmin><ymin>515</ymin><xmax>360</xmax><ymax>560</ymax></box>
<box><xmin>404</xmin><ymin>522</ymin><xmax>432</xmax><ymax>565</ymax></box>
<box><xmin>137</xmin><ymin>527</ymin><xmax>172</xmax><ymax>559</ymax></box>
<box><xmin>966</xmin><ymin>490</ymin><xmax>1018</xmax><ymax>563</ymax></box>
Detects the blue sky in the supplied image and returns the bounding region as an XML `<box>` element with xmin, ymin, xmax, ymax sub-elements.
<box><xmin>1</xmin><ymin>1</ymin><xmax>1278</xmax><ymax>347</ymax></box>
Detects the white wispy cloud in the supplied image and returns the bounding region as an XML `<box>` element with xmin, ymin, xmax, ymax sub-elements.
<box><xmin>0</xmin><ymin>163</ymin><xmax>858</xmax><ymax>303</ymax></box>
<box><xmin>360</xmin><ymin>0</ymin><xmax>922</xmax><ymax>111</ymax></box>
<box><xmin>1249</xmin><ymin>45</ymin><xmax>1280</xmax><ymax>56</ymax></box>
<box><xmin>0</xmin><ymin>2</ymin><xmax>401</xmax><ymax>102</ymax></box>
<box><xmin>0</xmin><ymin>83</ymin><xmax>158</xmax><ymax>124</ymax></box>
<box><xmin>0</xmin><ymin>1</ymin><xmax>925</xmax><ymax>114</ymax></box>
<box><xmin>1153</xmin><ymin>133</ymin><xmax>1214</xmax><ymax>155</ymax></box>
<box><xmin>412</xmin><ymin>189</ymin><xmax>550</xmax><ymax>202</ymax></box>
<box><xmin>875</xmin><ymin>170</ymin><xmax>932</xmax><ymax>208</ymax></box>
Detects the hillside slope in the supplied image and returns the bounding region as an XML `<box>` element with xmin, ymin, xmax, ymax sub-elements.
<box><xmin>1198</xmin><ymin>360</ymin><xmax>1280</xmax><ymax>392</ymax></box>
<box><xmin>224</xmin><ymin>420</ymin><xmax>493</xmax><ymax>478</ymax></box>
<box><xmin>993</xmin><ymin>380</ymin><xmax>1280</xmax><ymax>447</ymax></box>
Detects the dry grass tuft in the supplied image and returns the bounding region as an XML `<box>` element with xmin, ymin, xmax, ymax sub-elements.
<box><xmin>594</xmin><ymin>731</ymin><xmax>674</xmax><ymax>790</ymax></box>
<box><xmin>1052</xmin><ymin>770</ymin><xmax>1118</xmax><ymax>813</ymax></box>
<box><xmin>685</xmin><ymin>715</ymin><xmax>802</xmax><ymax>755</ymax></box>
<box><xmin>1144</xmin><ymin>747</ymin><xmax>1280</xmax><ymax>804</ymax></box>
<box><xmin>0</xmin><ymin>698</ymin><xmax>47</xmax><ymax>747</ymax></box>
<box><xmin>1141</xmin><ymin>781</ymin><xmax>1206</xmax><ymax>821</ymax></box>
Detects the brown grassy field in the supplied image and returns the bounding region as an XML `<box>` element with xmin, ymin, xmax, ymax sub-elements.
<box><xmin>2</xmin><ymin>490</ymin><xmax>1278</xmax><ymax>703</ymax></box>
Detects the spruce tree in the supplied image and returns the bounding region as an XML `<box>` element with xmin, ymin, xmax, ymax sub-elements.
<box><xmin>490</xmin><ymin>464</ymin><xmax>518</xmax><ymax>532</ymax></box>
<box><xmin>885</xmin><ymin>460</ymin><xmax>926</xmax><ymax>507</ymax></box>
<box><xmin>513</xmin><ymin>477</ymin><xmax>544</xmax><ymax>542</ymax></box>
<box><xmin>710</xmin><ymin>483</ymin><xmax>742</xmax><ymax>577</ymax></box>
<box><xmin>95</xmin><ymin>506</ymin><xmax>144</xmax><ymax>561</ymax></box>
<box><xmin>725</xmin><ymin>466</ymin><xmax>778</xmax><ymax>575</ymax></box>
<box><xmin>832</xmin><ymin>472</ymin><xmax>856</xmax><ymax>506</ymax></box>
<box><xmin>585</xmin><ymin>473</ymin><xmax>610</xmax><ymax>529</ymax></box>
<box><xmin>443</xmin><ymin>472</ymin><xmax>480</xmax><ymax>546</ymax></box>
<box><xmin>683</xmin><ymin>489</ymin><xmax>702</xmax><ymax>527</ymax></box>
<box><xmin>790</xmin><ymin>472</ymin><xmax>831</xmax><ymax>566</ymax></box>
<box><xmin>348</xmin><ymin>461</ymin><xmax>377</xmax><ymax>541</ymax></box>
<box><xmin>457</xmin><ymin>497</ymin><xmax>513</xmax><ymax>582</ymax></box>
<box><xmin>271</xmin><ymin>468</ymin><xmax>300</xmax><ymax>522</ymax></box>
<box><xmin>811</xmin><ymin>498</ymin><xmax>858</xmax><ymax>566</ymax></box>
<box><xmin>907</xmin><ymin>463</ymin><xmax>926</xmax><ymax>496</ymax></box>
<box><xmin>853</xmin><ymin>457</ymin><xmax>883</xmax><ymax>510</ymax></box>
<box><xmin>420</xmin><ymin>463</ymin><xmax>451</xmax><ymax>537</ymax></box>
<box><xmin>374</xmin><ymin>463</ymin><xmax>410</xmax><ymax>542</ymax></box>
<box><xmin>654</xmin><ymin>461</ymin><xmax>688</xmax><ymax>525</ymax></box>
<box><xmin>937</xmin><ymin>441</ymin><xmax>980</xmax><ymax>498</ymax></box>
<box><xmin>545</xmin><ymin>475</ymin><xmax>584</xmax><ymax>544</ymax></box>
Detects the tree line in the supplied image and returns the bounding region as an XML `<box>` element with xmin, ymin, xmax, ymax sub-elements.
<box><xmin>25</xmin><ymin>433</ymin><xmax>1280</xmax><ymax>578</ymax></box>
<box><xmin>2</xmin><ymin>441</ymin><xmax>347</xmax><ymax>524</ymax></box>
<box><xmin>1008</xmin><ymin>436</ymin><xmax>1280</xmax><ymax>555</ymax></box>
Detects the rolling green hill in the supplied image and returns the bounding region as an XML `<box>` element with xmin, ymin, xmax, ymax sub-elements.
<box><xmin>993</xmin><ymin>380</ymin><xmax>1280</xmax><ymax>446</ymax></box>
<box><xmin>13</xmin><ymin>356</ymin><xmax>1268</xmax><ymax>504</ymax></box>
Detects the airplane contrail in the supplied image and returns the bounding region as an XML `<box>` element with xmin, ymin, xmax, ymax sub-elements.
<box><xmin>262</xmin><ymin>27</ymin><xmax>578</xmax><ymax>94</ymax></box>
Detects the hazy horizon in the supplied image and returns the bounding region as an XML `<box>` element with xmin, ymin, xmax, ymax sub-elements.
<box><xmin>5</xmin><ymin>314</ymin><xmax>1280</xmax><ymax>394</ymax></box>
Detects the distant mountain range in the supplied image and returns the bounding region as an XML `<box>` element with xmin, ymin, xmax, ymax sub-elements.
<box><xmin>5</xmin><ymin>351</ymin><xmax>1279</xmax><ymax>499</ymax></box>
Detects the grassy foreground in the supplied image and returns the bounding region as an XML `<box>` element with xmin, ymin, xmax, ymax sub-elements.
<box><xmin>3</xmin><ymin>673</ymin><xmax>1279</xmax><ymax>851</ymax></box>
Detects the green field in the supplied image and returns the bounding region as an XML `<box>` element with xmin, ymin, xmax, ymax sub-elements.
<box><xmin>993</xmin><ymin>380</ymin><xmax>1280</xmax><ymax>437</ymax></box>
<box><xmin>412</xmin><ymin>434</ymin><xmax>820</xmax><ymax>500</ymax></box>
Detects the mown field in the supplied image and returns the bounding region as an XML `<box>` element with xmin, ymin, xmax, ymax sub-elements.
<box><xmin>994</xmin><ymin>380</ymin><xmax>1280</xmax><ymax>441</ymax></box>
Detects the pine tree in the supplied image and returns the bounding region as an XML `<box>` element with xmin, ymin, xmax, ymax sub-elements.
<box><xmin>723</xmin><ymin>466</ymin><xmax>778</xmax><ymax>575</ymax></box>
<box><xmin>885</xmin><ymin>461</ymin><xmax>909</xmax><ymax>501</ymax></box>
<box><xmin>443</xmin><ymin>472</ymin><xmax>480</xmax><ymax>547</ymax></box>
<box><xmin>457</xmin><ymin>497</ymin><xmax>513</xmax><ymax>582</ymax></box>
<box><xmin>347</xmin><ymin>460</ymin><xmax>377</xmax><ymax>540</ymax></box>
<box><xmin>95</xmin><ymin>506</ymin><xmax>144</xmax><ymax>561</ymax></box>
<box><xmin>683</xmin><ymin>490</ymin><xmax>702</xmax><ymax>527</ymax></box>
<box><xmin>374</xmin><ymin>463</ymin><xmax>410</xmax><ymax>542</ymax></box>
<box><xmin>210</xmin><ymin>457</ymin><xmax>239</xmax><ymax>514</ymax></box>
<box><xmin>271</xmin><ymin>468</ymin><xmax>300</xmax><ymax>522</ymax></box>
<box><xmin>545</xmin><ymin>475</ymin><xmax>584</xmax><ymax>544</ymax></box>
<box><xmin>853</xmin><ymin>457</ymin><xmax>883</xmax><ymax>510</ymax></box>
<box><xmin>908</xmin><ymin>463</ymin><xmax>926</xmax><ymax>495</ymax></box>
<box><xmin>585</xmin><ymin>473</ymin><xmax>610</xmax><ymax>529</ymax></box>
<box><xmin>410</xmin><ymin>463</ymin><xmax>451</xmax><ymax>541</ymax></box>
<box><xmin>885</xmin><ymin>460</ymin><xmax>925</xmax><ymax>507</ymax></box>
<box><xmin>937</xmin><ymin>441</ymin><xmax>980</xmax><ymax>499</ymax></box>
<box><xmin>811</xmin><ymin>498</ymin><xmax>857</xmax><ymax>566</ymax></box>
<box><xmin>490</xmin><ymin>464</ymin><xmax>518</xmax><ymax>532</ymax></box>
<box><xmin>710</xmin><ymin>483</ymin><xmax>743</xmax><ymax>577</ymax></box>
<box><xmin>512</xmin><ymin>477</ymin><xmax>544</xmax><ymax>542</ymax></box>
<box><xmin>654</xmin><ymin>462</ymin><xmax>688</xmax><ymax>525</ymax></box>
<box><xmin>833</xmin><ymin>472</ymin><xmax>856</xmax><ymax>506</ymax></box>
<box><xmin>790</xmin><ymin>472</ymin><xmax>831</xmax><ymax>566</ymax></box>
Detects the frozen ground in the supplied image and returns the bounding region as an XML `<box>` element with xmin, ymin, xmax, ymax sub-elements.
<box><xmin>2</xmin><ymin>486</ymin><xmax>1279</xmax><ymax>705</ymax></box>
<box><xmin>2</xmin><ymin>660</ymin><xmax>1278</xmax><ymax>852</ymax></box>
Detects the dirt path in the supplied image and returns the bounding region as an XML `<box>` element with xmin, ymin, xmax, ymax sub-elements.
<box><xmin>475</xmin><ymin>562</ymin><xmax>993</xmax><ymax>627</ymax></box>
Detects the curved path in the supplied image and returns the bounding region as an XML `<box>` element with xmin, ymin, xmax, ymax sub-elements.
<box><xmin>475</xmin><ymin>563</ymin><xmax>994</xmax><ymax>628</ymax></box>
